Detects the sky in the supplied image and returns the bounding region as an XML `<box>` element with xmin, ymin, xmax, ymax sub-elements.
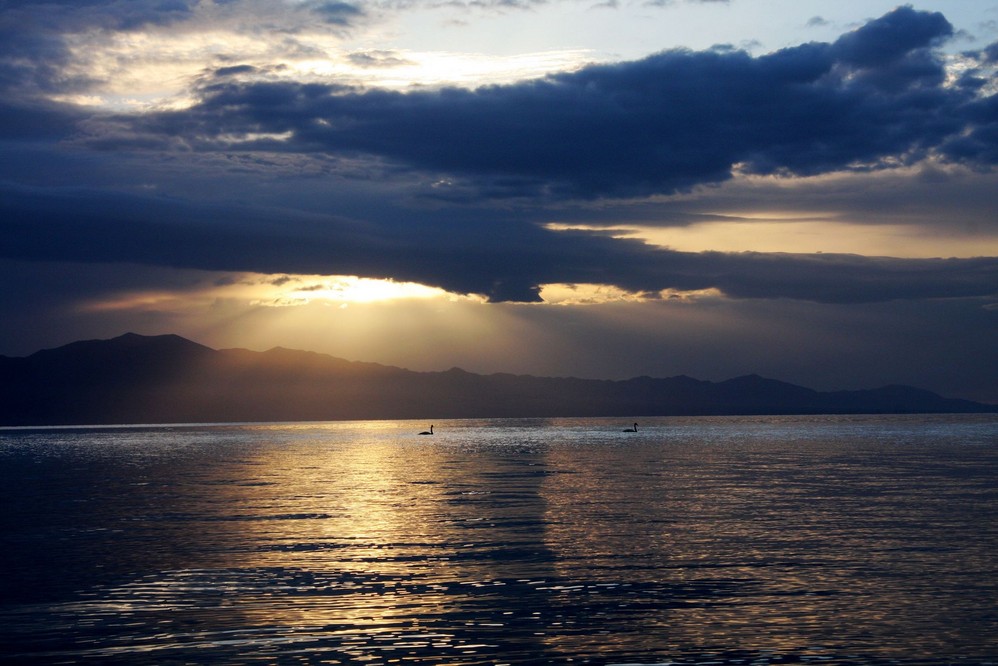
<box><xmin>1</xmin><ymin>0</ymin><xmax>997</xmax><ymax>403</ymax></box>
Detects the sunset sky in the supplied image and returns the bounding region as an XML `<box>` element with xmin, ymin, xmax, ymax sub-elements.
<box><xmin>2</xmin><ymin>0</ymin><xmax>997</xmax><ymax>402</ymax></box>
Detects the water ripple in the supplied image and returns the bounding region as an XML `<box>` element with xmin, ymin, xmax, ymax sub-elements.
<box><xmin>1</xmin><ymin>415</ymin><xmax>996</xmax><ymax>664</ymax></box>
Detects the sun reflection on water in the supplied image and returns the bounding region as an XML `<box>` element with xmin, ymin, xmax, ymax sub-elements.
<box><xmin>2</xmin><ymin>416</ymin><xmax>996</xmax><ymax>663</ymax></box>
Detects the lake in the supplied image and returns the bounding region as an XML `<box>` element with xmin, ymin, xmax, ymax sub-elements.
<box><xmin>1</xmin><ymin>415</ymin><xmax>996</xmax><ymax>664</ymax></box>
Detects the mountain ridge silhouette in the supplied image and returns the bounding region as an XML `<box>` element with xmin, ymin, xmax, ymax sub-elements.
<box><xmin>1</xmin><ymin>333</ymin><xmax>994</xmax><ymax>426</ymax></box>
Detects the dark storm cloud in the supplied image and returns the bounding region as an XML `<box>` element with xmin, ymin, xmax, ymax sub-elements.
<box><xmin>3</xmin><ymin>183</ymin><xmax>996</xmax><ymax>304</ymax></box>
<box><xmin>832</xmin><ymin>4</ymin><xmax>951</xmax><ymax>67</ymax></box>
<box><xmin>0</xmin><ymin>0</ymin><xmax>196</xmax><ymax>28</ymax></box>
<box><xmin>939</xmin><ymin>43</ymin><xmax>998</xmax><ymax>166</ymax></box>
<box><xmin>0</xmin><ymin>100</ymin><xmax>87</xmax><ymax>141</ymax></box>
<box><xmin>108</xmin><ymin>6</ymin><xmax>991</xmax><ymax>199</ymax></box>
<box><xmin>0</xmin><ymin>0</ymin><xmax>196</xmax><ymax>97</ymax></box>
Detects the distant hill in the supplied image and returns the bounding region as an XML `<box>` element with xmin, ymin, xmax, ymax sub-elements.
<box><xmin>1</xmin><ymin>333</ymin><xmax>994</xmax><ymax>426</ymax></box>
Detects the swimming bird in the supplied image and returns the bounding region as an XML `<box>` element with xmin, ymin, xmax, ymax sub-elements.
<box><xmin>419</xmin><ymin>425</ymin><xmax>434</xmax><ymax>435</ymax></box>
<box><xmin>623</xmin><ymin>423</ymin><xmax>637</xmax><ymax>432</ymax></box>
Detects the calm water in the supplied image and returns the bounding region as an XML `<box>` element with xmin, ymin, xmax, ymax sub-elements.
<box><xmin>1</xmin><ymin>415</ymin><xmax>996</xmax><ymax>665</ymax></box>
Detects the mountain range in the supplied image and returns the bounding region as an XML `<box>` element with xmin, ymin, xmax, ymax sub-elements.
<box><xmin>1</xmin><ymin>333</ymin><xmax>994</xmax><ymax>426</ymax></box>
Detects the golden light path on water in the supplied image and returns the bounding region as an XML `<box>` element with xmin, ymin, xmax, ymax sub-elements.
<box><xmin>4</xmin><ymin>417</ymin><xmax>994</xmax><ymax>663</ymax></box>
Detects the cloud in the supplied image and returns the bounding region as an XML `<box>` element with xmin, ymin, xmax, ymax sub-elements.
<box><xmin>643</xmin><ymin>0</ymin><xmax>731</xmax><ymax>7</ymax></box>
<box><xmin>831</xmin><ymin>5</ymin><xmax>951</xmax><ymax>67</ymax></box>
<box><xmin>0</xmin><ymin>0</ymin><xmax>373</xmax><ymax>99</ymax></box>
<box><xmin>91</xmin><ymin>7</ymin><xmax>991</xmax><ymax>201</ymax></box>
<box><xmin>0</xmin><ymin>99</ymin><xmax>86</xmax><ymax>140</ymax></box>
<box><xmin>313</xmin><ymin>1</ymin><xmax>365</xmax><ymax>25</ymax></box>
<box><xmin>213</xmin><ymin>64</ymin><xmax>261</xmax><ymax>78</ymax></box>
<box><xmin>939</xmin><ymin>55</ymin><xmax>998</xmax><ymax>166</ymax></box>
<box><xmin>2</xmin><ymin>182</ymin><xmax>995</xmax><ymax>304</ymax></box>
<box><xmin>347</xmin><ymin>50</ymin><xmax>415</xmax><ymax>68</ymax></box>
<box><xmin>1</xmin><ymin>6</ymin><xmax>996</xmax><ymax>306</ymax></box>
<box><xmin>0</xmin><ymin>0</ymin><xmax>197</xmax><ymax>30</ymax></box>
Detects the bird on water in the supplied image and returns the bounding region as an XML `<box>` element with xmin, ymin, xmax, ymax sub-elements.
<box><xmin>419</xmin><ymin>425</ymin><xmax>434</xmax><ymax>435</ymax></box>
<box><xmin>623</xmin><ymin>423</ymin><xmax>637</xmax><ymax>432</ymax></box>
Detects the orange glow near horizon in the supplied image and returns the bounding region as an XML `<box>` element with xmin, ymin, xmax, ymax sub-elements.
<box><xmin>70</xmin><ymin>267</ymin><xmax>719</xmax><ymax>377</ymax></box>
<box><xmin>78</xmin><ymin>274</ymin><xmax>470</xmax><ymax>314</ymax></box>
<box><xmin>538</xmin><ymin>283</ymin><xmax>723</xmax><ymax>305</ymax></box>
<box><xmin>81</xmin><ymin>271</ymin><xmax>715</xmax><ymax>319</ymax></box>
<box><xmin>546</xmin><ymin>220</ymin><xmax>998</xmax><ymax>258</ymax></box>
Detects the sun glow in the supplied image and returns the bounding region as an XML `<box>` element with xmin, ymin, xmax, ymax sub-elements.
<box><xmin>249</xmin><ymin>275</ymin><xmax>458</xmax><ymax>306</ymax></box>
<box><xmin>77</xmin><ymin>273</ymin><xmax>466</xmax><ymax>316</ymax></box>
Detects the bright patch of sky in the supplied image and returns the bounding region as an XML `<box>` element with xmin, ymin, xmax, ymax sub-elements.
<box><xmin>380</xmin><ymin>0</ymin><xmax>998</xmax><ymax>60</ymax></box>
<box><xmin>44</xmin><ymin>0</ymin><xmax>998</xmax><ymax>111</ymax></box>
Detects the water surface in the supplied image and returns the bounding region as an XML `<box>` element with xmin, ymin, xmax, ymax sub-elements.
<box><xmin>2</xmin><ymin>415</ymin><xmax>996</xmax><ymax>664</ymax></box>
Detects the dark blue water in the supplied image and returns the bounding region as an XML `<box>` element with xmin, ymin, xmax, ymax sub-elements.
<box><xmin>2</xmin><ymin>415</ymin><xmax>996</xmax><ymax>664</ymax></box>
